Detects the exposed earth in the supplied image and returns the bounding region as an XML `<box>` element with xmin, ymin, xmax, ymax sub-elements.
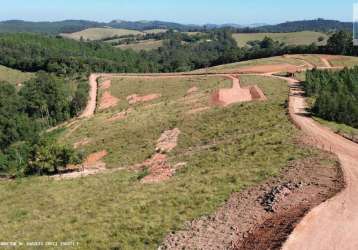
<box><xmin>61</xmin><ymin>54</ymin><xmax>356</xmax><ymax>249</ymax></box>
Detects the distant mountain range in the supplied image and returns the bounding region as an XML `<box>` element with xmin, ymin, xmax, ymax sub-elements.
<box><xmin>0</xmin><ymin>18</ymin><xmax>352</xmax><ymax>34</ymax></box>
<box><xmin>258</xmin><ymin>19</ymin><xmax>352</xmax><ymax>32</ymax></box>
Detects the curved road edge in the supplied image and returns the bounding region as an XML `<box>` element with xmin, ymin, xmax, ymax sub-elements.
<box><xmin>80</xmin><ymin>74</ymin><xmax>99</xmax><ymax>118</ymax></box>
<box><xmin>275</xmin><ymin>74</ymin><xmax>358</xmax><ymax>250</ymax></box>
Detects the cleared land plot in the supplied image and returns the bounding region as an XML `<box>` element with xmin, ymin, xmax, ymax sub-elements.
<box><xmin>61</xmin><ymin>28</ymin><xmax>167</xmax><ymax>41</ymax></box>
<box><xmin>233</xmin><ymin>31</ymin><xmax>328</xmax><ymax>47</ymax></box>
<box><xmin>0</xmin><ymin>73</ymin><xmax>325</xmax><ymax>249</ymax></box>
<box><xmin>117</xmin><ymin>39</ymin><xmax>164</xmax><ymax>51</ymax></box>
<box><xmin>61</xmin><ymin>28</ymin><xmax>143</xmax><ymax>41</ymax></box>
<box><xmin>193</xmin><ymin>56</ymin><xmax>305</xmax><ymax>74</ymax></box>
<box><xmin>0</xmin><ymin>65</ymin><xmax>34</xmax><ymax>85</ymax></box>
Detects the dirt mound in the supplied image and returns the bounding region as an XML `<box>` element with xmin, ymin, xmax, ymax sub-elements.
<box><xmin>161</xmin><ymin>155</ymin><xmax>344</xmax><ymax>250</ymax></box>
<box><xmin>131</xmin><ymin>128</ymin><xmax>182</xmax><ymax>184</ymax></box>
<box><xmin>108</xmin><ymin>108</ymin><xmax>132</xmax><ymax>122</ymax></box>
<box><xmin>99</xmin><ymin>91</ymin><xmax>119</xmax><ymax>110</ymax></box>
<box><xmin>156</xmin><ymin>128</ymin><xmax>181</xmax><ymax>153</ymax></box>
<box><xmin>211</xmin><ymin>75</ymin><xmax>266</xmax><ymax>106</ymax></box>
<box><xmin>84</xmin><ymin>150</ymin><xmax>108</xmax><ymax>168</ymax></box>
<box><xmin>99</xmin><ymin>80</ymin><xmax>111</xmax><ymax>90</ymax></box>
<box><xmin>238</xmin><ymin>64</ymin><xmax>301</xmax><ymax>74</ymax></box>
<box><xmin>140</xmin><ymin>154</ymin><xmax>174</xmax><ymax>184</ymax></box>
<box><xmin>127</xmin><ymin>93</ymin><xmax>161</xmax><ymax>105</ymax></box>
<box><xmin>137</xmin><ymin>154</ymin><xmax>186</xmax><ymax>184</ymax></box>
<box><xmin>249</xmin><ymin>85</ymin><xmax>267</xmax><ymax>100</ymax></box>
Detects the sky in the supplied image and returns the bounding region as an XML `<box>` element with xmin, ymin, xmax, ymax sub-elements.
<box><xmin>0</xmin><ymin>0</ymin><xmax>356</xmax><ymax>25</ymax></box>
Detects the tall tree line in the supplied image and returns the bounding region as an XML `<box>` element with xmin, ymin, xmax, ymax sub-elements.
<box><xmin>305</xmin><ymin>67</ymin><xmax>358</xmax><ymax>128</ymax></box>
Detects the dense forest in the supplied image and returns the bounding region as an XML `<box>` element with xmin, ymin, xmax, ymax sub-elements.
<box><xmin>0</xmin><ymin>73</ymin><xmax>87</xmax><ymax>177</ymax></box>
<box><xmin>0</xmin><ymin>20</ymin><xmax>105</xmax><ymax>34</ymax></box>
<box><xmin>305</xmin><ymin>67</ymin><xmax>358</xmax><ymax>128</ymax></box>
<box><xmin>0</xmin><ymin>33</ymin><xmax>159</xmax><ymax>75</ymax></box>
<box><xmin>0</xmin><ymin>30</ymin><xmax>321</xmax><ymax>75</ymax></box>
<box><xmin>1</xmin><ymin>29</ymin><xmax>356</xmax><ymax>77</ymax></box>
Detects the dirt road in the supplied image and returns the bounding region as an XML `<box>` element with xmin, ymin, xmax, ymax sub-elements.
<box><xmin>80</xmin><ymin>74</ymin><xmax>98</xmax><ymax>118</ymax></box>
<box><xmin>268</xmin><ymin>74</ymin><xmax>358</xmax><ymax>250</ymax></box>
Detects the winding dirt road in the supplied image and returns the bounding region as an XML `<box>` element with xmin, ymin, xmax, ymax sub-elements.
<box><xmin>276</xmin><ymin>74</ymin><xmax>358</xmax><ymax>250</ymax></box>
<box><xmin>80</xmin><ymin>74</ymin><xmax>98</xmax><ymax>118</ymax></box>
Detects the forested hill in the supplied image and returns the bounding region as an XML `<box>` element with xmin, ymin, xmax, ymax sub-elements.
<box><xmin>258</xmin><ymin>19</ymin><xmax>352</xmax><ymax>32</ymax></box>
<box><xmin>0</xmin><ymin>19</ymin><xmax>352</xmax><ymax>34</ymax></box>
<box><xmin>0</xmin><ymin>33</ymin><xmax>159</xmax><ymax>74</ymax></box>
<box><xmin>0</xmin><ymin>20</ymin><xmax>105</xmax><ymax>34</ymax></box>
<box><xmin>0</xmin><ymin>20</ymin><xmax>199</xmax><ymax>34</ymax></box>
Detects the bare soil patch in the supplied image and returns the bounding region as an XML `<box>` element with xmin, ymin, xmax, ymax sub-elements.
<box><xmin>131</xmin><ymin>128</ymin><xmax>182</xmax><ymax>184</ymax></box>
<box><xmin>84</xmin><ymin>150</ymin><xmax>108</xmax><ymax>168</ymax></box>
<box><xmin>156</xmin><ymin>128</ymin><xmax>181</xmax><ymax>153</ymax></box>
<box><xmin>80</xmin><ymin>74</ymin><xmax>98</xmax><ymax>118</ymax></box>
<box><xmin>237</xmin><ymin>64</ymin><xmax>302</xmax><ymax>74</ymax></box>
<box><xmin>99</xmin><ymin>91</ymin><xmax>119</xmax><ymax>110</ymax></box>
<box><xmin>52</xmin><ymin>150</ymin><xmax>108</xmax><ymax>180</ymax></box>
<box><xmin>107</xmin><ymin>108</ymin><xmax>132</xmax><ymax>122</ymax></box>
<box><xmin>161</xmin><ymin>153</ymin><xmax>344</xmax><ymax>250</ymax></box>
<box><xmin>211</xmin><ymin>75</ymin><xmax>266</xmax><ymax>106</ymax></box>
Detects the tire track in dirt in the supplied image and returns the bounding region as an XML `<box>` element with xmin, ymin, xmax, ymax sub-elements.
<box><xmin>80</xmin><ymin>74</ymin><xmax>99</xmax><ymax>118</ymax></box>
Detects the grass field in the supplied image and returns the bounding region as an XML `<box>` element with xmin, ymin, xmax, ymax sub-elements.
<box><xmin>233</xmin><ymin>31</ymin><xmax>329</xmax><ymax>47</ymax></box>
<box><xmin>0</xmin><ymin>71</ymin><xmax>325</xmax><ymax>249</ymax></box>
<box><xmin>61</xmin><ymin>28</ymin><xmax>167</xmax><ymax>41</ymax></box>
<box><xmin>192</xmin><ymin>55</ymin><xmax>305</xmax><ymax>73</ymax></box>
<box><xmin>0</xmin><ymin>65</ymin><xmax>34</xmax><ymax>85</ymax></box>
<box><xmin>61</xmin><ymin>28</ymin><xmax>166</xmax><ymax>41</ymax></box>
<box><xmin>329</xmin><ymin>56</ymin><xmax>358</xmax><ymax>67</ymax></box>
<box><xmin>61</xmin><ymin>28</ymin><xmax>143</xmax><ymax>41</ymax></box>
<box><xmin>117</xmin><ymin>39</ymin><xmax>164</xmax><ymax>51</ymax></box>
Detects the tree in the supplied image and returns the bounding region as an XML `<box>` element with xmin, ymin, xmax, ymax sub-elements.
<box><xmin>326</xmin><ymin>31</ymin><xmax>353</xmax><ymax>55</ymax></box>
<box><xmin>26</xmin><ymin>138</ymin><xmax>82</xmax><ymax>175</ymax></box>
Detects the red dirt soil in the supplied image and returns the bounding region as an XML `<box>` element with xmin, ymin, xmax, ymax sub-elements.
<box><xmin>212</xmin><ymin>75</ymin><xmax>266</xmax><ymax>106</ymax></box>
<box><xmin>84</xmin><ymin>150</ymin><xmax>108</xmax><ymax>167</ymax></box>
<box><xmin>237</xmin><ymin>64</ymin><xmax>303</xmax><ymax>74</ymax></box>
<box><xmin>127</xmin><ymin>93</ymin><xmax>161</xmax><ymax>105</ymax></box>
<box><xmin>107</xmin><ymin>108</ymin><xmax>132</xmax><ymax>122</ymax></box>
<box><xmin>99</xmin><ymin>91</ymin><xmax>119</xmax><ymax>110</ymax></box>
<box><xmin>80</xmin><ymin>74</ymin><xmax>98</xmax><ymax>118</ymax></box>
<box><xmin>133</xmin><ymin>128</ymin><xmax>182</xmax><ymax>184</ymax></box>
<box><xmin>140</xmin><ymin>153</ymin><xmax>174</xmax><ymax>184</ymax></box>
<box><xmin>161</xmin><ymin>155</ymin><xmax>343</xmax><ymax>250</ymax></box>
